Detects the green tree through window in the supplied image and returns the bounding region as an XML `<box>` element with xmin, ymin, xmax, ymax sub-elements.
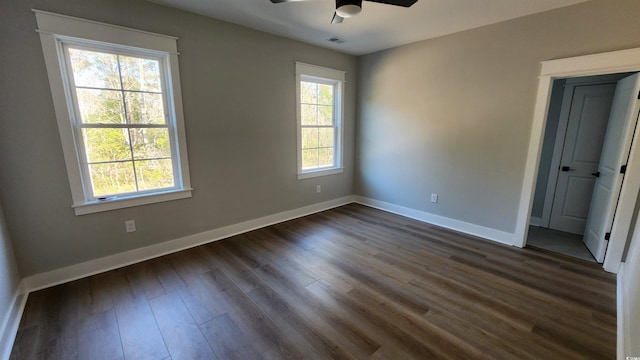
<box><xmin>68</xmin><ymin>47</ymin><xmax>175</xmax><ymax>197</ymax></box>
<box><xmin>300</xmin><ymin>81</ymin><xmax>335</xmax><ymax>170</ymax></box>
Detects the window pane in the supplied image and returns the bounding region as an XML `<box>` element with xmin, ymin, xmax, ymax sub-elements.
<box><xmin>135</xmin><ymin>159</ymin><xmax>175</xmax><ymax>191</ymax></box>
<box><xmin>319</xmin><ymin>148</ymin><xmax>334</xmax><ymax>167</ymax></box>
<box><xmin>130</xmin><ymin>128</ymin><xmax>172</xmax><ymax>159</ymax></box>
<box><xmin>120</xmin><ymin>56</ymin><xmax>161</xmax><ymax>92</ymax></box>
<box><xmin>302</xmin><ymin>128</ymin><xmax>319</xmax><ymax>149</ymax></box>
<box><xmin>89</xmin><ymin>161</ymin><xmax>136</xmax><ymax>196</ymax></box>
<box><xmin>76</xmin><ymin>89</ymin><xmax>125</xmax><ymax>124</ymax></box>
<box><xmin>125</xmin><ymin>92</ymin><xmax>165</xmax><ymax>124</ymax></box>
<box><xmin>318</xmin><ymin>105</ymin><xmax>333</xmax><ymax>126</ymax></box>
<box><xmin>83</xmin><ymin>128</ymin><xmax>132</xmax><ymax>163</ymax></box>
<box><xmin>302</xmin><ymin>149</ymin><xmax>319</xmax><ymax>170</ymax></box>
<box><xmin>301</xmin><ymin>104</ymin><xmax>317</xmax><ymax>126</ymax></box>
<box><xmin>318</xmin><ymin>128</ymin><xmax>334</xmax><ymax>148</ymax></box>
<box><xmin>68</xmin><ymin>48</ymin><xmax>121</xmax><ymax>89</ymax></box>
<box><xmin>318</xmin><ymin>84</ymin><xmax>333</xmax><ymax>105</ymax></box>
<box><xmin>301</xmin><ymin>81</ymin><xmax>317</xmax><ymax>104</ymax></box>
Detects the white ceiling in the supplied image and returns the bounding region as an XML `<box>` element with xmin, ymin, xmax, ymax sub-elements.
<box><xmin>149</xmin><ymin>0</ymin><xmax>588</xmax><ymax>55</ymax></box>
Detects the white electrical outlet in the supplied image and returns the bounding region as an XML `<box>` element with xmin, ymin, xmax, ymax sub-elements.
<box><xmin>317</xmin><ymin>185</ymin><xmax>321</xmax><ymax>193</ymax></box>
<box><xmin>125</xmin><ymin>220</ymin><xmax>136</xmax><ymax>233</ymax></box>
<box><xmin>431</xmin><ymin>194</ymin><xmax>438</xmax><ymax>203</ymax></box>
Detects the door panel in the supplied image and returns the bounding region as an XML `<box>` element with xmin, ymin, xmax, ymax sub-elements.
<box><xmin>562</xmin><ymin>177</ymin><xmax>595</xmax><ymax>219</ymax></box>
<box><xmin>584</xmin><ymin>73</ymin><xmax>640</xmax><ymax>262</ymax></box>
<box><xmin>549</xmin><ymin>83</ymin><xmax>616</xmax><ymax>234</ymax></box>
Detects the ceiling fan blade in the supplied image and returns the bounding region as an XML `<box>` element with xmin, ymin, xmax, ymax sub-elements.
<box><xmin>331</xmin><ymin>12</ymin><xmax>344</xmax><ymax>24</ymax></box>
<box><xmin>364</xmin><ymin>0</ymin><xmax>417</xmax><ymax>7</ymax></box>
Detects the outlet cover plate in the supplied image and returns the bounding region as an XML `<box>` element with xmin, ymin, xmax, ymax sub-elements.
<box><xmin>125</xmin><ymin>220</ymin><xmax>136</xmax><ymax>232</ymax></box>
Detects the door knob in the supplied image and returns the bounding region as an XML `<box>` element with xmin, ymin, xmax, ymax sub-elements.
<box><xmin>561</xmin><ymin>166</ymin><xmax>574</xmax><ymax>172</ymax></box>
<box><xmin>592</xmin><ymin>171</ymin><xmax>600</xmax><ymax>177</ymax></box>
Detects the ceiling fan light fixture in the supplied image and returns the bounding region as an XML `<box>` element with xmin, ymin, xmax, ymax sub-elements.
<box><xmin>335</xmin><ymin>0</ymin><xmax>362</xmax><ymax>18</ymax></box>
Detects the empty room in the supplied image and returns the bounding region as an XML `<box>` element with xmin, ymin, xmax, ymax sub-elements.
<box><xmin>2</xmin><ymin>0</ymin><xmax>640</xmax><ymax>358</ymax></box>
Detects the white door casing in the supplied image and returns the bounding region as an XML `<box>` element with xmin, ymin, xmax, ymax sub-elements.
<box><xmin>516</xmin><ymin>46</ymin><xmax>640</xmax><ymax>274</ymax></box>
<box><xmin>583</xmin><ymin>73</ymin><xmax>640</xmax><ymax>263</ymax></box>
<box><xmin>548</xmin><ymin>83</ymin><xmax>616</xmax><ymax>235</ymax></box>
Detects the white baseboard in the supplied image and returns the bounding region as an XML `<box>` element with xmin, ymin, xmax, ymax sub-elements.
<box><xmin>617</xmin><ymin>262</ymin><xmax>627</xmax><ymax>360</ymax></box>
<box><xmin>0</xmin><ymin>280</ymin><xmax>28</xmax><ymax>360</ymax></box>
<box><xmin>354</xmin><ymin>196</ymin><xmax>516</xmax><ymax>246</ymax></box>
<box><xmin>23</xmin><ymin>196</ymin><xmax>355</xmax><ymax>292</ymax></box>
<box><xmin>20</xmin><ymin>195</ymin><xmax>518</xmax><ymax>292</ymax></box>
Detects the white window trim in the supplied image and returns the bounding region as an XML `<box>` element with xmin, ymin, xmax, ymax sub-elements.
<box><xmin>34</xmin><ymin>10</ymin><xmax>192</xmax><ymax>215</ymax></box>
<box><xmin>295</xmin><ymin>62</ymin><xmax>345</xmax><ymax>180</ymax></box>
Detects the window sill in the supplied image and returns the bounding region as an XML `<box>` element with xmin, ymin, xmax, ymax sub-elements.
<box><xmin>297</xmin><ymin>167</ymin><xmax>343</xmax><ymax>180</ymax></box>
<box><xmin>72</xmin><ymin>188</ymin><xmax>193</xmax><ymax>215</ymax></box>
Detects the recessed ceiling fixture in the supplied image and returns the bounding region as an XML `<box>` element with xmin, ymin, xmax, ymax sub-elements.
<box><xmin>269</xmin><ymin>0</ymin><xmax>418</xmax><ymax>24</ymax></box>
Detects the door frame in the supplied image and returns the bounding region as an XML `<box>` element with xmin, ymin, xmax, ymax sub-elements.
<box><xmin>539</xmin><ymin>76</ymin><xmax>622</xmax><ymax>229</ymax></box>
<box><xmin>515</xmin><ymin>47</ymin><xmax>640</xmax><ymax>273</ymax></box>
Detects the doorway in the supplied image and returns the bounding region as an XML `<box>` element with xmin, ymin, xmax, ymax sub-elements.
<box><xmin>513</xmin><ymin>48</ymin><xmax>640</xmax><ymax>273</ymax></box>
<box><xmin>528</xmin><ymin>74</ymin><xmax>630</xmax><ymax>261</ymax></box>
<box><xmin>516</xmin><ymin>48</ymin><xmax>640</xmax><ymax>273</ymax></box>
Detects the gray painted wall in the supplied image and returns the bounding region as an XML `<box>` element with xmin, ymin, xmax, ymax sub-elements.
<box><xmin>0</xmin><ymin>0</ymin><xmax>357</xmax><ymax>276</ymax></box>
<box><xmin>0</xmin><ymin>202</ymin><xmax>21</xmax><ymax>343</ymax></box>
<box><xmin>355</xmin><ymin>0</ymin><xmax>640</xmax><ymax>233</ymax></box>
<box><xmin>622</xmin><ymin>196</ymin><xmax>640</xmax><ymax>356</ymax></box>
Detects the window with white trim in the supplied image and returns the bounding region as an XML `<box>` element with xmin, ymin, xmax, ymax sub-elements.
<box><xmin>35</xmin><ymin>10</ymin><xmax>192</xmax><ymax>215</ymax></box>
<box><xmin>296</xmin><ymin>62</ymin><xmax>345</xmax><ymax>179</ymax></box>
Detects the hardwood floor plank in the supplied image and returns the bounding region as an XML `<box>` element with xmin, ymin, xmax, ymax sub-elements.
<box><xmin>262</xmin><ymin>227</ymin><xmax>356</xmax><ymax>293</ymax></box>
<box><xmin>592</xmin><ymin>310</ymin><xmax>617</xmax><ymax>334</ymax></box>
<box><xmin>173</xmin><ymin>270</ymin><xmax>228</xmax><ymax>325</ymax></box>
<box><xmin>86</xmin><ymin>273</ymin><xmax>115</xmax><ymax>315</ymax></box>
<box><xmin>206</xmin><ymin>257</ymin><xmax>308</xmax><ymax>360</ymax></box>
<box><xmin>109</xmin><ymin>270</ymin><xmax>169</xmax><ymax>360</ymax></box>
<box><xmin>200</xmin><ymin>313</ymin><xmax>261</xmax><ymax>360</ymax></box>
<box><xmin>29</xmin><ymin>282</ymin><xmax>83</xmax><ymax>359</ymax></box>
<box><xmin>306</xmin><ymin>279</ymin><xmax>441</xmax><ymax>359</ymax></box>
<box><xmin>423</xmin><ymin>309</ymin><xmax>538</xmax><ymax>359</ymax></box>
<box><xmin>245</xmin><ymin>279</ymin><xmax>351</xmax><ymax>359</ymax></box>
<box><xmin>77</xmin><ymin>309</ymin><xmax>123</xmax><ymax>360</ymax></box>
<box><xmin>9</xmin><ymin>325</ymin><xmax>40</xmax><ymax>360</ymax></box>
<box><xmin>254</xmin><ymin>264</ymin><xmax>380</xmax><ymax>357</ymax></box>
<box><xmin>125</xmin><ymin>261</ymin><xmax>168</xmax><ymax>300</ymax></box>
<box><xmin>345</xmin><ymin>285</ymin><xmax>484</xmax><ymax>359</ymax></box>
<box><xmin>149</xmin><ymin>291</ymin><xmax>217</xmax><ymax>360</ymax></box>
<box><xmin>308</xmin><ymin>242</ymin><xmax>432</xmax><ymax>316</ymax></box>
<box><xmin>148</xmin><ymin>255</ymin><xmax>187</xmax><ymax>293</ymax></box>
<box><xmin>532</xmin><ymin>316</ymin><xmax>615</xmax><ymax>359</ymax></box>
<box><xmin>115</xmin><ymin>294</ymin><xmax>169</xmax><ymax>360</ymax></box>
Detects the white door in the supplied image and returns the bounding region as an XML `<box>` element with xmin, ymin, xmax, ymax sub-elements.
<box><xmin>548</xmin><ymin>84</ymin><xmax>616</xmax><ymax>234</ymax></box>
<box><xmin>584</xmin><ymin>73</ymin><xmax>640</xmax><ymax>262</ymax></box>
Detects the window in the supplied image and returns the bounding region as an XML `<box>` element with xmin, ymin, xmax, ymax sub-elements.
<box><xmin>35</xmin><ymin>10</ymin><xmax>192</xmax><ymax>215</ymax></box>
<box><xmin>296</xmin><ymin>62</ymin><xmax>345</xmax><ymax>179</ymax></box>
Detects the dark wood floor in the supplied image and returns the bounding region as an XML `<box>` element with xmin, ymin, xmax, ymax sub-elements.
<box><xmin>10</xmin><ymin>204</ymin><xmax>617</xmax><ymax>359</ymax></box>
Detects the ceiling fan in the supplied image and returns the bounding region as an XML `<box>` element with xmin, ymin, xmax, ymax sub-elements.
<box><xmin>269</xmin><ymin>0</ymin><xmax>418</xmax><ymax>24</ymax></box>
